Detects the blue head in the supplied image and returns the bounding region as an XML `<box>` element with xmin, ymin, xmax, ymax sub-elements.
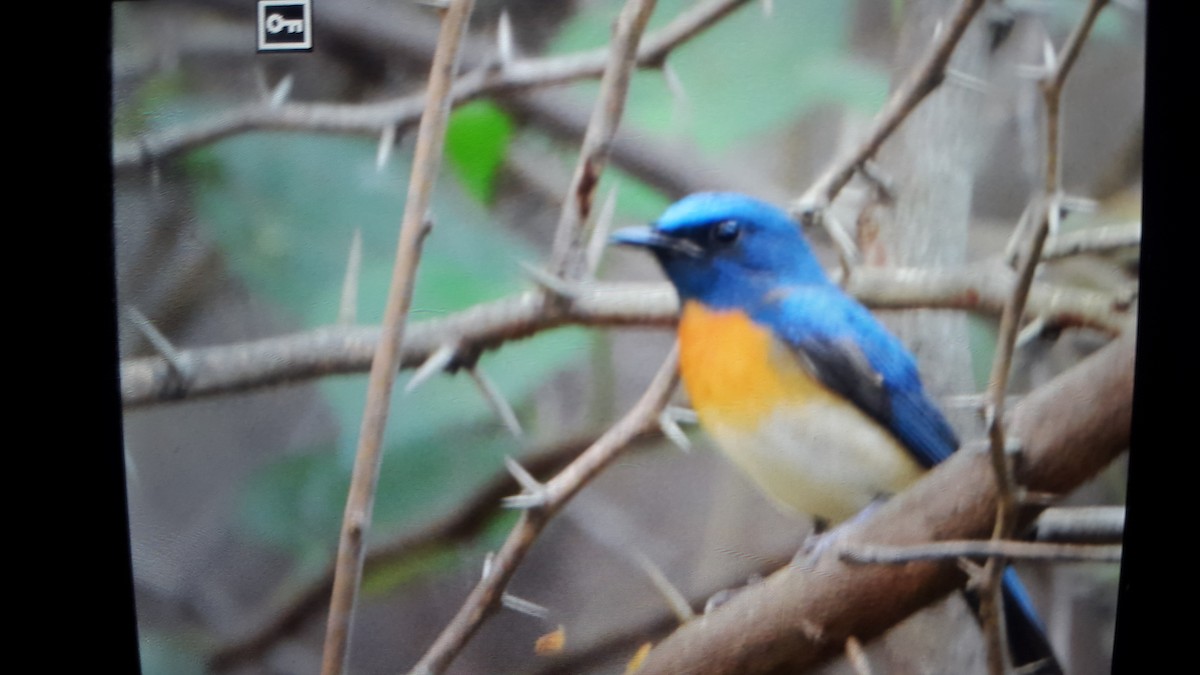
<box><xmin>612</xmin><ymin>192</ymin><xmax>830</xmax><ymax>309</ymax></box>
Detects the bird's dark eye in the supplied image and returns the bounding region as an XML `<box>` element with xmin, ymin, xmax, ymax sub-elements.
<box><xmin>712</xmin><ymin>219</ymin><xmax>741</xmax><ymax>245</ymax></box>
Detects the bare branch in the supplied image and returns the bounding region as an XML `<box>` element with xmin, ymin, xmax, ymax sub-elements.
<box><xmin>120</xmin><ymin>267</ymin><xmax>1130</xmax><ymax>408</ymax></box>
<box><xmin>112</xmin><ymin>0</ymin><xmax>752</xmax><ymax>171</ymax></box>
<box><xmin>407</xmin><ymin>347</ymin><xmax>680</xmax><ymax>674</ymax></box>
<box><xmin>841</xmin><ymin>540</ymin><xmax>1121</xmax><ymax>565</ymax></box>
<box><xmin>547</xmin><ymin>0</ymin><xmax>658</xmax><ymax>280</ymax></box>
<box><xmin>978</xmin><ymin>3</ymin><xmax>1110</xmax><ymax>670</ymax></box>
<box><xmin>207</xmin><ymin>433</ymin><xmax>606</xmax><ymax>672</ymax></box>
<box><xmin>792</xmin><ymin>0</ymin><xmax>986</xmax><ymax>220</ymax></box>
<box><xmin>629</xmin><ymin>331</ymin><xmax>1134</xmax><ymax>675</ymax></box>
<box><xmin>321</xmin><ymin>3</ymin><xmax>475</xmax><ymax>673</ymax></box>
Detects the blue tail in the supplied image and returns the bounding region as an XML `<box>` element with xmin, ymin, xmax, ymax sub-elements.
<box><xmin>962</xmin><ymin>568</ymin><xmax>1062</xmax><ymax>674</ymax></box>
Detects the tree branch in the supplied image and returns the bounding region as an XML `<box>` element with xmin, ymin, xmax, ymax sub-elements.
<box><xmin>977</xmin><ymin>3</ymin><xmax>1109</xmax><ymax>669</ymax></box>
<box><xmin>407</xmin><ymin>347</ymin><xmax>680</xmax><ymax>675</ymax></box>
<box><xmin>112</xmin><ymin>0</ymin><xmax>751</xmax><ymax>171</ymax></box>
<box><xmin>792</xmin><ymin>0</ymin><xmax>985</xmax><ymax>220</ymax></box>
<box><xmin>119</xmin><ymin>267</ymin><xmax>1130</xmax><ymax>408</ymax></box>
<box><xmin>630</xmin><ymin>329</ymin><xmax>1134</xmax><ymax>675</ymax></box>
<box><xmin>321</xmin><ymin>3</ymin><xmax>474</xmax><ymax>673</ymax></box>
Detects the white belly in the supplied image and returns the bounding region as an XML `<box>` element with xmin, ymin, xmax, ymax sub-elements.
<box><xmin>705</xmin><ymin>400</ymin><xmax>925</xmax><ymax>524</ymax></box>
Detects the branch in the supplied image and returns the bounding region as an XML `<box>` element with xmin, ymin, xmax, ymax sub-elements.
<box><xmin>841</xmin><ymin>540</ymin><xmax>1121</xmax><ymax>565</ymax></box>
<box><xmin>630</xmin><ymin>329</ymin><xmax>1134</xmax><ymax>675</ymax></box>
<box><xmin>977</xmin><ymin>3</ymin><xmax>1109</xmax><ymax>670</ymax></box>
<box><xmin>792</xmin><ymin>0</ymin><xmax>985</xmax><ymax>220</ymax></box>
<box><xmin>547</xmin><ymin>0</ymin><xmax>658</xmax><ymax>280</ymax></box>
<box><xmin>407</xmin><ymin>347</ymin><xmax>680</xmax><ymax>675</ymax></box>
<box><xmin>120</xmin><ymin>267</ymin><xmax>1130</xmax><ymax>407</ymax></box>
<box><xmin>112</xmin><ymin>0</ymin><xmax>751</xmax><ymax>171</ymax></box>
<box><xmin>320</xmin><ymin>3</ymin><xmax>474</xmax><ymax>673</ymax></box>
<box><xmin>207</xmin><ymin>431</ymin><xmax>616</xmax><ymax>672</ymax></box>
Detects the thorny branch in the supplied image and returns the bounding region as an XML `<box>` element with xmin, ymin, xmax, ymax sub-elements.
<box><xmin>976</xmin><ymin>2</ymin><xmax>1110</xmax><ymax>673</ymax></box>
<box><xmin>407</xmin><ymin>348</ymin><xmax>680</xmax><ymax>675</ymax></box>
<box><xmin>547</xmin><ymin>0</ymin><xmax>658</xmax><ymax>280</ymax></box>
<box><xmin>113</xmin><ymin>1</ymin><xmax>1137</xmax><ymax>672</ymax></box>
<box><xmin>111</xmin><ymin>0</ymin><xmax>751</xmax><ymax>171</ymax></box>
<box><xmin>320</xmin><ymin>3</ymin><xmax>474</xmax><ymax>674</ymax></box>
<box><xmin>208</xmin><ymin>432</ymin><xmax>619</xmax><ymax>672</ymax></box>
<box><xmin>629</xmin><ymin>331</ymin><xmax>1134</xmax><ymax>675</ymax></box>
<box><xmin>792</xmin><ymin>0</ymin><xmax>986</xmax><ymax>259</ymax></box>
<box><xmin>120</xmin><ymin>264</ymin><xmax>1130</xmax><ymax>408</ymax></box>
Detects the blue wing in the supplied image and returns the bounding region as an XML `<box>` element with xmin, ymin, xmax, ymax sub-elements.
<box><xmin>756</xmin><ymin>287</ymin><xmax>958</xmax><ymax>468</ymax></box>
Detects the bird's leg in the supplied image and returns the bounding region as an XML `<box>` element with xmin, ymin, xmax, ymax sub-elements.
<box><xmin>792</xmin><ymin>498</ymin><xmax>888</xmax><ymax>567</ymax></box>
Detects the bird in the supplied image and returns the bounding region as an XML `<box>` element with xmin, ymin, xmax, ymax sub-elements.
<box><xmin>612</xmin><ymin>192</ymin><xmax>1061</xmax><ymax>674</ymax></box>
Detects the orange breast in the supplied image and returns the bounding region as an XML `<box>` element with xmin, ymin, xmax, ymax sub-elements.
<box><xmin>678</xmin><ymin>300</ymin><xmax>833</xmax><ymax>430</ymax></box>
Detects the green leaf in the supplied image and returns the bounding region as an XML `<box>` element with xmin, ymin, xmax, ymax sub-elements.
<box><xmin>445</xmin><ymin>100</ymin><xmax>515</xmax><ymax>203</ymax></box>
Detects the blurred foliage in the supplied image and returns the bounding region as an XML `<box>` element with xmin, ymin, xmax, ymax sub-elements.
<box><xmin>550</xmin><ymin>0</ymin><xmax>889</xmax><ymax>155</ymax></box>
<box><xmin>177</xmin><ymin>125</ymin><xmax>590</xmax><ymax>562</ymax></box>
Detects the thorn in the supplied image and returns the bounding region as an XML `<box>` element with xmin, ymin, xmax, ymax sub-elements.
<box><xmin>945</xmin><ymin>68</ymin><xmax>991</xmax><ymax>94</ymax></box>
<box><xmin>932</xmin><ymin>18</ymin><xmax>945</xmax><ymax>40</ymax></box>
<box><xmin>502</xmin><ymin>592</ymin><xmax>551</xmax><ymax>621</ymax></box>
<box><xmin>496</xmin><ymin>10</ymin><xmax>515</xmax><ymax>68</ymax></box>
<box><xmin>504</xmin><ymin>455</ymin><xmax>543</xmax><ymax>496</ymax></box>
<box><xmin>761</xmin><ymin>0</ymin><xmax>774</xmax><ymax>17</ymax></box>
<box><xmin>338</xmin><ymin>229</ymin><xmax>363</xmax><ymax>326</ymax></box>
<box><xmin>636</xmin><ymin>553</ymin><xmax>695</xmax><ymax>623</ymax></box>
<box><xmin>658</xmin><ymin>408</ymin><xmax>692</xmax><ymax>453</ymax></box>
<box><xmin>502</xmin><ymin>455</ymin><xmax>549</xmax><ymax>510</ymax></box>
<box><xmin>957</xmin><ymin>557</ymin><xmax>988</xmax><ymax>592</ymax></box>
<box><xmin>1003</xmin><ymin>199</ymin><xmax>1038</xmax><ymax>266</ymax></box>
<box><xmin>857</xmin><ymin>160</ymin><xmax>894</xmax><ymax>201</ymax></box>
<box><xmin>405</xmin><ymin>343</ymin><xmax>459</xmax><ymax>394</ymax></box>
<box><xmin>1015</xmin><ymin>316</ymin><xmax>1046</xmax><ymax>348</ymax></box>
<box><xmin>376</xmin><ymin>124</ymin><xmax>397</xmax><ymax>171</ymax></box>
<box><xmin>584</xmin><ymin>186</ymin><xmax>619</xmax><ymax>279</ymax></box>
<box><xmin>124</xmin><ymin>306</ymin><xmax>191</xmax><ymax>381</ymax></box>
<box><xmin>482</xmin><ymin>551</ymin><xmax>496</xmax><ymax>579</ymax></box>
<box><xmin>1041</xmin><ymin>33</ymin><xmax>1059</xmax><ymax>73</ymax></box>
<box><xmin>469</xmin><ymin>366</ymin><xmax>524</xmax><ymax>438</ymax></box>
<box><xmin>269</xmin><ymin>74</ymin><xmax>294</xmax><ymax>108</ymax></box>
<box><xmin>1047</xmin><ymin>191</ymin><xmax>1063</xmax><ymax>237</ymax></box>
<box><xmin>982</xmin><ymin>403</ymin><xmax>999</xmax><ymax>434</ymax></box>
<box><xmin>823</xmin><ymin>212</ymin><xmax>862</xmax><ymax>273</ymax></box>
<box><xmin>662</xmin><ymin>60</ymin><xmax>688</xmax><ymax>106</ymax></box>
<box><xmin>520</xmin><ymin>261</ymin><xmax>579</xmax><ymax>300</ymax></box>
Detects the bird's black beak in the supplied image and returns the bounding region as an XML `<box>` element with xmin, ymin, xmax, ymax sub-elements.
<box><xmin>610</xmin><ymin>225</ymin><xmax>702</xmax><ymax>258</ymax></box>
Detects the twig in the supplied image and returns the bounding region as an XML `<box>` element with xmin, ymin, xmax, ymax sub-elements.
<box><xmin>1042</xmin><ymin>222</ymin><xmax>1140</xmax><ymax>260</ymax></box>
<box><xmin>119</xmin><ymin>267</ymin><xmax>1131</xmax><ymax>407</ymax></box>
<box><xmin>407</xmin><ymin>347</ymin><xmax>680</xmax><ymax>675</ymax></box>
<box><xmin>320</xmin><ymin>3</ymin><xmax>474</xmax><ymax>674</ymax></box>
<box><xmin>840</xmin><ymin>540</ymin><xmax>1122</xmax><ymax>565</ymax></box>
<box><xmin>792</xmin><ymin>0</ymin><xmax>986</xmax><ymax>222</ymax></box>
<box><xmin>547</xmin><ymin>0</ymin><xmax>658</xmax><ymax>281</ymax></box>
<box><xmin>112</xmin><ymin>0</ymin><xmax>751</xmax><ymax>171</ymax></box>
<box><xmin>630</xmin><ymin>331</ymin><xmax>1134</xmax><ymax>675</ymax></box>
<box><xmin>977</xmin><ymin>3</ymin><xmax>1109</xmax><ymax>672</ymax></box>
<box><xmin>207</xmin><ymin>432</ymin><xmax>610</xmax><ymax>672</ymax></box>
<box><xmin>1031</xmin><ymin>505</ymin><xmax>1125</xmax><ymax>544</ymax></box>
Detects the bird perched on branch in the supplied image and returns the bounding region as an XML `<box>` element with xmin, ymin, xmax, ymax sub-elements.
<box><xmin>612</xmin><ymin>192</ymin><xmax>1060</xmax><ymax>674</ymax></box>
